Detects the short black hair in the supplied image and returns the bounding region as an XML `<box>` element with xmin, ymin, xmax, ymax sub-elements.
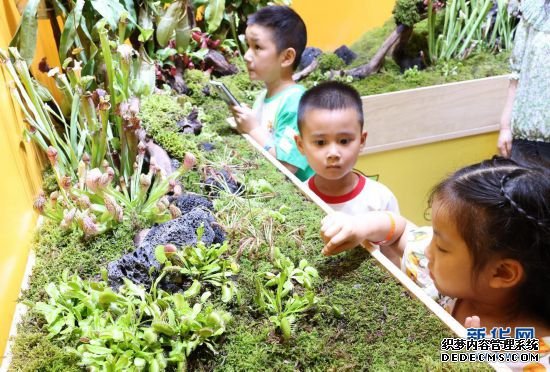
<box><xmin>297</xmin><ymin>81</ymin><xmax>364</xmax><ymax>133</ymax></box>
<box><xmin>247</xmin><ymin>6</ymin><xmax>307</xmax><ymax>70</ymax></box>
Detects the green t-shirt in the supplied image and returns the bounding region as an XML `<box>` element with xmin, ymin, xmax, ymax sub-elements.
<box><xmin>253</xmin><ymin>85</ymin><xmax>314</xmax><ymax>181</ymax></box>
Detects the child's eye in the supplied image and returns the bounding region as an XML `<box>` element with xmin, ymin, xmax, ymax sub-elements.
<box><xmin>314</xmin><ymin>140</ymin><xmax>325</xmax><ymax>146</ymax></box>
<box><xmin>339</xmin><ymin>138</ymin><xmax>351</xmax><ymax>145</ymax></box>
<box><xmin>436</xmin><ymin>245</ymin><xmax>447</xmax><ymax>253</ymax></box>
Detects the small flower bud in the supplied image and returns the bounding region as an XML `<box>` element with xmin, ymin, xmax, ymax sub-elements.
<box><xmin>78</xmin><ymin>195</ymin><xmax>91</xmax><ymax>209</ymax></box>
<box><xmin>60</xmin><ymin>208</ymin><xmax>76</xmax><ymax>229</ymax></box>
<box><xmin>46</xmin><ymin>146</ymin><xmax>58</xmax><ymax>165</ymax></box>
<box><xmin>183</xmin><ymin>152</ymin><xmax>197</xmax><ymax>171</ymax></box>
<box><xmin>86</xmin><ymin>168</ymin><xmax>102</xmax><ymax>192</ymax></box>
<box><xmin>82</xmin><ymin>153</ymin><xmax>91</xmax><ymax>164</ymax></box>
<box><xmin>60</xmin><ymin>176</ymin><xmax>72</xmax><ymax>190</ymax></box>
<box><xmin>138</xmin><ymin>141</ymin><xmax>147</xmax><ymax>155</ymax></box>
<box><xmin>99</xmin><ymin>172</ymin><xmax>111</xmax><ymax>188</ymax></box>
<box><xmin>80</xmin><ymin>213</ymin><xmax>99</xmax><ymax>237</ymax></box>
<box><xmin>168</xmin><ymin>179</ymin><xmax>177</xmax><ymax>192</ymax></box>
<box><xmin>169</xmin><ymin>204</ymin><xmax>182</xmax><ymax>219</ymax></box>
<box><xmin>140</xmin><ymin>174</ymin><xmax>152</xmax><ymax>189</ymax></box>
<box><xmin>33</xmin><ymin>191</ymin><xmax>46</xmax><ymax>213</ymax></box>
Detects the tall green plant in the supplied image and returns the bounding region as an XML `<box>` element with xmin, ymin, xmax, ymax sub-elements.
<box><xmin>428</xmin><ymin>0</ymin><xmax>517</xmax><ymax>62</ymax></box>
<box><xmin>1</xmin><ymin>46</ymin><xmax>187</xmax><ymax>236</ymax></box>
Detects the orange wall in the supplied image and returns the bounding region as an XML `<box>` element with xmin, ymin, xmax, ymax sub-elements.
<box><xmin>292</xmin><ymin>0</ymin><xmax>395</xmax><ymax>51</ymax></box>
<box><xmin>0</xmin><ymin>0</ymin><xmax>59</xmax><ymax>358</ymax></box>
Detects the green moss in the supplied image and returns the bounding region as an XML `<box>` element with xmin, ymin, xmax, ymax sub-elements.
<box><xmin>9</xmin><ymin>331</ymin><xmax>80</xmax><ymax>372</ymax></box>
<box><xmin>21</xmin><ymin>220</ymin><xmax>135</xmax><ymax>303</ymax></box>
<box><xmin>140</xmin><ymin>93</ymin><xmax>201</xmax><ymax>160</ymax></box>
<box><xmin>184</xmin><ymin>69</ymin><xmax>211</xmax><ymax>106</ymax></box>
<box><xmin>318</xmin><ymin>53</ymin><xmax>346</xmax><ymax>72</ymax></box>
<box><xmin>41</xmin><ymin>167</ymin><xmax>58</xmax><ymax>195</ymax></box>
<box><xmin>393</xmin><ymin>0</ymin><xmax>422</xmax><ymax>27</ymax></box>
<box><xmin>323</xmin><ymin>16</ymin><xmax>511</xmax><ymax>97</ymax></box>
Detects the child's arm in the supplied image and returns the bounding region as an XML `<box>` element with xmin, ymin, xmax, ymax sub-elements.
<box><xmin>320</xmin><ymin>211</ymin><xmax>409</xmax><ymax>266</ymax></box>
<box><xmin>231</xmin><ymin>104</ymin><xmax>299</xmax><ymax>173</ymax></box>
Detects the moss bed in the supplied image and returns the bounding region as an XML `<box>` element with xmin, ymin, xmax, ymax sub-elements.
<box><xmin>6</xmin><ymin>19</ymin><xmax>506</xmax><ymax>371</ymax></box>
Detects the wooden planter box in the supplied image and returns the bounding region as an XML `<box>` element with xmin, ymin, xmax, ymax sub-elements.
<box><xmin>360</xmin><ymin>75</ymin><xmax>509</xmax><ymax>154</ymax></box>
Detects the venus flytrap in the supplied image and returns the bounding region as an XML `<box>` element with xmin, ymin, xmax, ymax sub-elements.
<box><xmin>254</xmin><ymin>248</ymin><xmax>319</xmax><ymax>340</ymax></box>
<box><xmin>35</xmin><ymin>269</ymin><xmax>231</xmax><ymax>371</ymax></box>
<box><xmin>154</xmin><ymin>230</ymin><xmax>240</xmax><ymax>304</ymax></box>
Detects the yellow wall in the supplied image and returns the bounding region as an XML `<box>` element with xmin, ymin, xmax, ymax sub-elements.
<box><xmin>0</xmin><ymin>0</ymin><xmax>59</xmax><ymax>358</ymax></box>
<box><xmin>292</xmin><ymin>0</ymin><xmax>395</xmax><ymax>51</ymax></box>
<box><xmin>356</xmin><ymin>133</ymin><xmax>499</xmax><ymax>226</ymax></box>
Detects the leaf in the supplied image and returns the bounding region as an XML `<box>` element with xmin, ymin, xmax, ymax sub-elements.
<box><xmin>154</xmin><ymin>245</ymin><xmax>167</xmax><ymax>264</ymax></box>
<box><xmin>205</xmin><ymin>0</ymin><xmax>226</xmax><ymax>34</ymax></box>
<box><xmin>9</xmin><ymin>0</ymin><xmax>41</xmax><ymax>65</ymax></box>
<box><xmin>90</xmin><ymin>0</ymin><xmax>127</xmax><ymax>29</ymax></box>
<box><xmin>156</xmin><ymin>1</ymin><xmax>184</xmax><ymax>47</ymax></box>
<box><xmin>59</xmin><ymin>0</ymin><xmax>85</xmax><ymax>61</ymax></box>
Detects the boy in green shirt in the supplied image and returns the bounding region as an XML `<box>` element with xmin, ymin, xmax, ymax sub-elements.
<box><xmin>231</xmin><ymin>6</ymin><xmax>314</xmax><ymax>181</ymax></box>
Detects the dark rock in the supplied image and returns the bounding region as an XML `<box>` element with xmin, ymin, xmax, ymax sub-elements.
<box><xmin>107</xmin><ymin>244</ymin><xmax>160</xmax><ymax>291</ymax></box>
<box><xmin>199</xmin><ymin>142</ymin><xmax>215</xmax><ymax>152</ymax></box>
<box><xmin>204</xmin><ymin>50</ymin><xmax>238</xmax><ymax>76</ymax></box>
<box><xmin>298</xmin><ymin>47</ymin><xmax>322</xmax><ymax>70</ymax></box>
<box><xmin>176</xmin><ymin>108</ymin><xmax>202</xmax><ymax>135</ymax></box>
<box><xmin>170</xmin><ymin>193</ymin><xmax>214</xmax><ymax>214</ymax></box>
<box><xmin>142</xmin><ymin>209</ymin><xmax>217</xmax><ymax>249</ymax></box>
<box><xmin>107</xmin><ymin>207</ymin><xmax>226</xmax><ymax>290</ymax></box>
<box><xmin>334</xmin><ymin>45</ymin><xmax>357</xmax><ymax>65</ymax></box>
<box><xmin>170</xmin><ymin>158</ymin><xmax>181</xmax><ymax>171</ymax></box>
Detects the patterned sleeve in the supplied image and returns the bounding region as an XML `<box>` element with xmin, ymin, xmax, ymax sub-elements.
<box><xmin>509</xmin><ymin>18</ymin><xmax>529</xmax><ymax>80</ymax></box>
<box><xmin>400</xmin><ymin>226</ymin><xmax>439</xmax><ymax>300</ymax></box>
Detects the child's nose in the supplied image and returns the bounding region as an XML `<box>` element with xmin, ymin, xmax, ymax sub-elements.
<box><xmin>326</xmin><ymin>144</ymin><xmax>340</xmax><ymax>159</ymax></box>
<box><xmin>425</xmin><ymin>240</ymin><xmax>434</xmax><ymax>261</ymax></box>
<box><xmin>244</xmin><ymin>49</ymin><xmax>253</xmax><ymax>62</ymax></box>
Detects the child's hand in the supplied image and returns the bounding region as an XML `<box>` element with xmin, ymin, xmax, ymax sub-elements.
<box><xmin>230</xmin><ymin>104</ymin><xmax>258</xmax><ymax>134</ymax></box>
<box><xmin>464</xmin><ymin>315</ymin><xmax>481</xmax><ymax>328</ymax></box>
<box><xmin>320</xmin><ymin>212</ymin><xmax>365</xmax><ymax>256</ymax></box>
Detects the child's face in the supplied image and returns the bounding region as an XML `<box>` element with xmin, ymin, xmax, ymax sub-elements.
<box><xmin>244</xmin><ymin>24</ymin><xmax>286</xmax><ymax>83</ymax></box>
<box><xmin>425</xmin><ymin>200</ymin><xmax>487</xmax><ymax>300</ymax></box>
<box><xmin>296</xmin><ymin>107</ymin><xmax>366</xmax><ymax>181</ymax></box>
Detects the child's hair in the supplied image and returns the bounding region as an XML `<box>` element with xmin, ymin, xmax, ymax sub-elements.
<box><xmin>297</xmin><ymin>81</ymin><xmax>364</xmax><ymax>133</ymax></box>
<box><xmin>247</xmin><ymin>6</ymin><xmax>306</xmax><ymax>70</ymax></box>
<box><xmin>428</xmin><ymin>156</ymin><xmax>550</xmax><ymax>323</ymax></box>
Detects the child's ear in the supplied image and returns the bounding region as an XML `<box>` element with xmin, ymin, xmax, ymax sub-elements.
<box><xmin>488</xmin><ymin>259</ymin><xmax>524</xmax><ymax>289</ymax></box>
<box><xmin>294</xmin><ymin>134</ymin><xmax>305</xmax><ymax>154</ymax></box>
<box><xmin>360</xmin><ymin>131</ymin><xmax>368</xmax><ymax>148</ymax></box>
<box><xmin>280</xmin><ymin>48</ymin><xmax>297</xmax><ymax>69</ymax></box>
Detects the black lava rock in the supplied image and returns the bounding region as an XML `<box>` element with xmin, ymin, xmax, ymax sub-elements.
<box><xmin>107</xmin><ymin>245</ymin><xmax>160</xmax><ymax>291</ymax></box>
<box><xmin>298</xmin><ymin>47</ymin><xmax>322</xmax><ymax>70</ymax></box>
<box><xmin>170</xmin><ymin>193</ymin><xmax>214</xmax><ymax>214</ymax></box>
<box><xmin>334</xmin><ymin>45</ymin><xmax>357</xmax><ymax>65</ymax></box>
<box><xmin>107</xmin><ymin>208</ymin><xmax>225</xmax><ymax>290</ymax></box>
